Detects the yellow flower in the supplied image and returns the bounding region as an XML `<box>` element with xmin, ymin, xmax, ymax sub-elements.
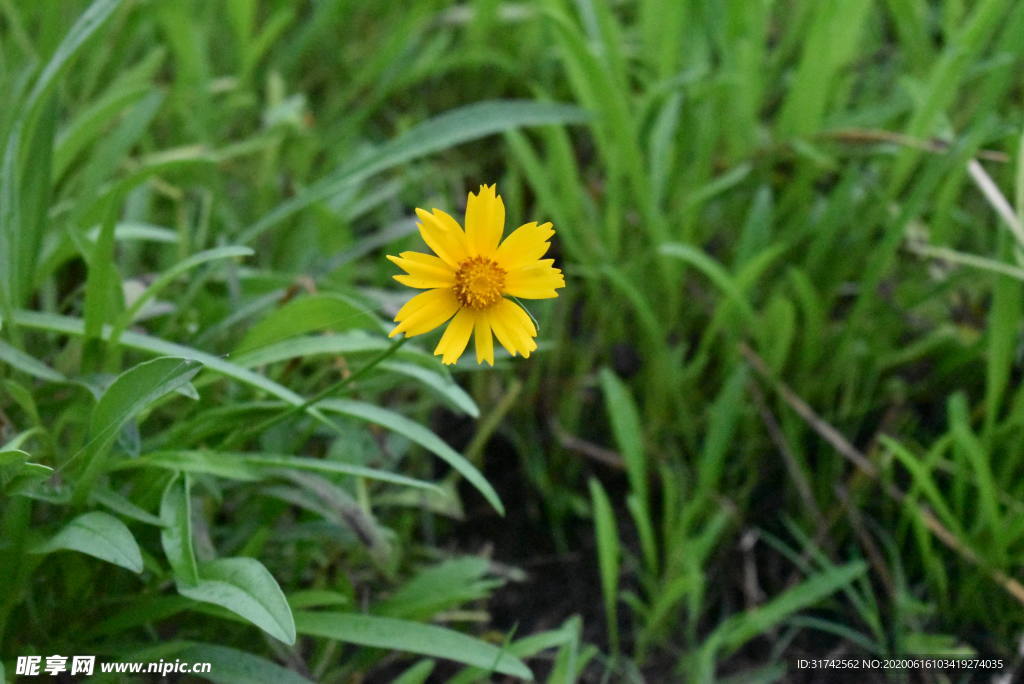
<box><xmin>387</xmin><ymin>184</ymin><xmax>565</xmax><ymax>365</ymax></box>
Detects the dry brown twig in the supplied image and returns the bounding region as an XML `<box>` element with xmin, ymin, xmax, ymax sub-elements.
<box><xmin>551</xmin><ymin>417</ymin><xmax>625</xmax><ymax>469</ymax></box>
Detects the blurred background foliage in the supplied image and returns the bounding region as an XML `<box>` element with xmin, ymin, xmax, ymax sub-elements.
<box><xmin>2</xmin><ymin>0</ymin><xmax>1024</xmax><ymax>681</ymax></box>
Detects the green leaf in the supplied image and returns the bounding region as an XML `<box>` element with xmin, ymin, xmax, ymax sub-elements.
<box><xmin>160</xmin><ymin>472</ymin><xmax>199</xmax><ymax>585</ymax></box>
<box><xmin>116</xmin><ymin>450</ymin><xmax>443</xmax><ymax>492</ymax></box>
<box><xmin>234</xmin><ymin>293</ymin><xmax>384</xmax><ymax>354</ymax></box>
<box><xmin>32</xmin><ymin>511</ymin><xmax>143</xmax><ymax>573</ymax></box>
<box><xmin>598</xmin><ymin>369</ymin><xmax>647</xmax><ymax>515</ymax></box>
<box><xmin>178</xmin><ymin>557</ymin><xmax>297</xmax><ymax>645</ymax></box>
<box><xmin>174</xmin><ymin>643</ymin><xmax>313</xmax><ymax>684</ymax></box>
<box><xmin>230</xmin><ymin>331</ymin><xmax>435</xmax><ymax>369</ymax></box>
<box><xmin>599</xmin><ymin>369</ymin><xmax>657</xmax><ymax>575</ymax></box>
<box><xmin>4</xmin><ymin>462</ymin><xmax>54</xmax><ymax>495</ymax></box>
<box><xmin>448</xmin><ymin>618</ymin><xmax>581</xmax><ymax>684</ymax></box>
<box><xmin>0</xmin><ymin>339</ymin><xmax>67</xmax><ymax>382</ymax></box>
<box><xmin>294</xmin><ymin>612</ymin><xmax>532</xmax><ymax>680</ymax></box>
<box><xmin>124</xmin><ymin>450</ymin><xmax>263</xmax><ymax>482</ymax></box>
<box><xmin>984</xmin><ymin>236</ymin><xmax>1021</xmax><ymax>439</ymax></box>
<box><xmin>698</xmin><ymin>561</ymin><xmax>868</xmax><ymax>669</ymax></box>
<box><xmin>319</xmin><ymin>398</ymin><xmax>503</xmax><ymax>515</ymax></box>
<box><xmin>91</xmin><ymin>486</ymin><xmax>164</xmax><ymax>526</ymax></box>
<box><xmin>378</xmin><ymin>361</ymin><xmax>479</xmax><ymax>418</ymax></box>
<box><xmin>110</xmin><ymin>245</ymin><xmax>254</xmax><ymax>346</ymax></box>
<box><xmin>659</xmin><ymin>243</ymin><xmax>757</xmax><ymax>325</ymax></box>
<box><xmin>53</xmin><ymin>82</ymin><xmax>152</xmax><ymax>180</ymax></box>
<box><xmin>0</xmin><ymin>0</ymin><xmax>124</xmax><ymax>317</ymax></box>
<box><xmin>89</xmin><ymin>357</ymin><xmax>201</xmax><ymax>439</ymax></box>
<box><xmin>588</xmin><ymin>478</ymin><xmax>620</xmax><ymax>654</ymax></box>
<box><xmin>0</xmin><ymin>448</ymin><xmax>31</xmax><ymax>467</ymax></box>
<box><xmin>948</xmin><ymin>394</ymin><xmax>999</xmax><ymax>533</ymax></box>
<box><xmin>88</xmin><ymin>596</ymin><xmax>192</xmax><ymax>638</ymax></box>
<box><xmin>698</xmin><ymin>366</ymin><xmax>749</xmax><ymax>493</ymax></box>
<box><xmin>391</xmin><ymin>660</ymin><xmax>436</xmax><ymax>684</ymax></box>
<box><xmin>287</xmin><ymin>589</ymin><xmax>350</xmax><ymax>610</ymax></box>
<box><xmin>74</xmin><ymin>356</ymin><xmax>201</xmax><ymax>503</ymax></box>
<box><xmin>24</xmin><ymin>0</ymin><xmax>125</xmax><ymax>111</ymax></box>
<box><xmin>374</xmin><ymin>557</ymin><xmax>496</xmax><ymax>620</ymax></box>
<box><xmin>240</xmin><ymin>100</ymin><xmax>588</xmax><ymax>244</ymax></box>
<box><xmin>12</xmin><ymin>310</ymin><xmax>336</xmax><ymax>434</ymax></box>
<box><xmin>242</xmin><ymin>453</ymin><xmax>441</xmax><ymax>491</ymax></box>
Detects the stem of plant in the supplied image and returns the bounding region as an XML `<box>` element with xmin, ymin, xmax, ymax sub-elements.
<box><xmin>222</xmin><ymin>336</ymin><xmax>409</xmax><ymax>449</ymax></box>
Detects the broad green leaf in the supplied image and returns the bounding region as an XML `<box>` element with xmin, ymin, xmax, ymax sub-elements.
<box><xmin>178</xmin><ymin>557</ymin><xmax>296</xmax><ymax>645</ymax></box>
<box><xmin>121</xmin><ymin>450</ymin><xmax>262</xmax><ymax>481</ymax></box>
<box><xmin>2</xmin><ymin>426</ymin><xmax>42</xmax><ymax>453</ymax></box>
<box><xmin>174</xmin><ymin>643</ymin><xmax>313</xmax><ymax>684</ymax></box>
<box><xmin>32</xmin><ymin>511</ymin><xmax>143</xmax><ymax>573</ymax></box>
<box><xmin>74</xmin><ymin>356</ymin><xmax>201</xmax><ymax>503</ymax></box>
<box><xmin>160</xmin><ymin>473</ymin><xmax>199</xmax><ymax>585</ymax></box>
<box><xmin>88</xmin><ymin>596</ymin><xmax>192</xmax><ymax>638</ymax></box>
<box><xmin>294</xmin><ymin>612</ymin><xmax>532</xmax><ymax>680</ymax></box>
<box><xmin>319</xmin><ymin>398</ymin><xmax>503</xmax><ymax>515</ymax></box>
<box><xmin>4</xmin><ymin>462</ymin><xmax>54</xmax><ymax>495</ymax></box>
<box><xmin>0</xmin><ymin>339</ymin><xmax>66</xmax><ymax>382</ymax></box>
<box><xmin>91</xmin><ymin>486</ymin><xmax>163</xmax><ymax>526</ymax></box>
<box><xmin>116</xmin><ymin>450</ymin><xmax>442</xmax><ymax>492</ymax></box>
<box><xmin>12</xmin><ymin>310</ymin><xmax>336</xmax><ymax>433</ymax></box>
<box><xmin>241</xmin><ymin>453</ymin><xmax>440</xmax><ymax>491</ymax></box>
<box><xmin>234</xmin><ymin>293</ymin><xmax>384</xmax><ymax>354</ymax></box>
<box><xmin>231</xmin><ymin>331</ymin><xmax>435</xmax><ymax>369</ymax></box>
<box><xmin>379</xmin><ymin>361</ymin><xmax>478</xmax><ymax>418</ymax></box>
<box><xmin>0</xmin><ymin>448</ymin><xmax>31</xmax><ymax>467</ymax></box>
<box><xmin>287</xmin><ymin>589</ymin><xmax>350</xmax><ymax>610</ymax></box>
<box><xmin>240</xmin><ymin>100</ymin><xmax>588</xmax><ymax>244</ymax></box>
<box><xmin>89</xmin><ymin>358</ymin><xmax>200</xmax><ymax>442</ymax></box>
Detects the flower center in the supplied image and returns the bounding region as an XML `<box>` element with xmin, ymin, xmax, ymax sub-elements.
<box><xmin>453</xmin><ymin>256</ymin><xmax>506</xmax><ymax>309</ymax></box>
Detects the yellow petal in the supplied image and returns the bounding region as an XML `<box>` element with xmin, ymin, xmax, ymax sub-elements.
<box><xmin>389</xmin><ymin>288</ymin><xmax>460</xmax><ymax>338</ymax></box>
<box><xmin>464</xmin><ymin>184</ymin><xmax>504</xmax><ymax>257</ymax></box>
<box><xmin>494</xmin><ymin>221</ymin><xmax>554</xmax><ymax>271</ymax></box>
<box><xmin>504</xmin><ymin>259</ymin><xmax>565</xmax><ymax>299</ymax></box>
<box><xmin>490</xmin><ymin>299</ymin><xmax>538</xmax><ymax>358</ymax></box>
<box><xmin>415</xmin><ymin>208</ymin><xmax>469</xmax><ymax>267</ymax></box>
<box><xmin>434</xmin><ymin>307</ymin><xmax>476</xmax><ymax>365</ymax></box>
<box><xmin>387</xmin><ymin>252</ymin><xmax>455</xmax><ymax>289</ymax></box>
<box><xmin>474</xmin><ymin>310</ymin><xmax>494</xmax><ymax>366</ymax></box>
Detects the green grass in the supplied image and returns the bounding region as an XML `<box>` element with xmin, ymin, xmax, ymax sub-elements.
<box><xmin>3</xmin><ymin>0</ymin><xmax>1024</xmax><ymax>681</ymax></box>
